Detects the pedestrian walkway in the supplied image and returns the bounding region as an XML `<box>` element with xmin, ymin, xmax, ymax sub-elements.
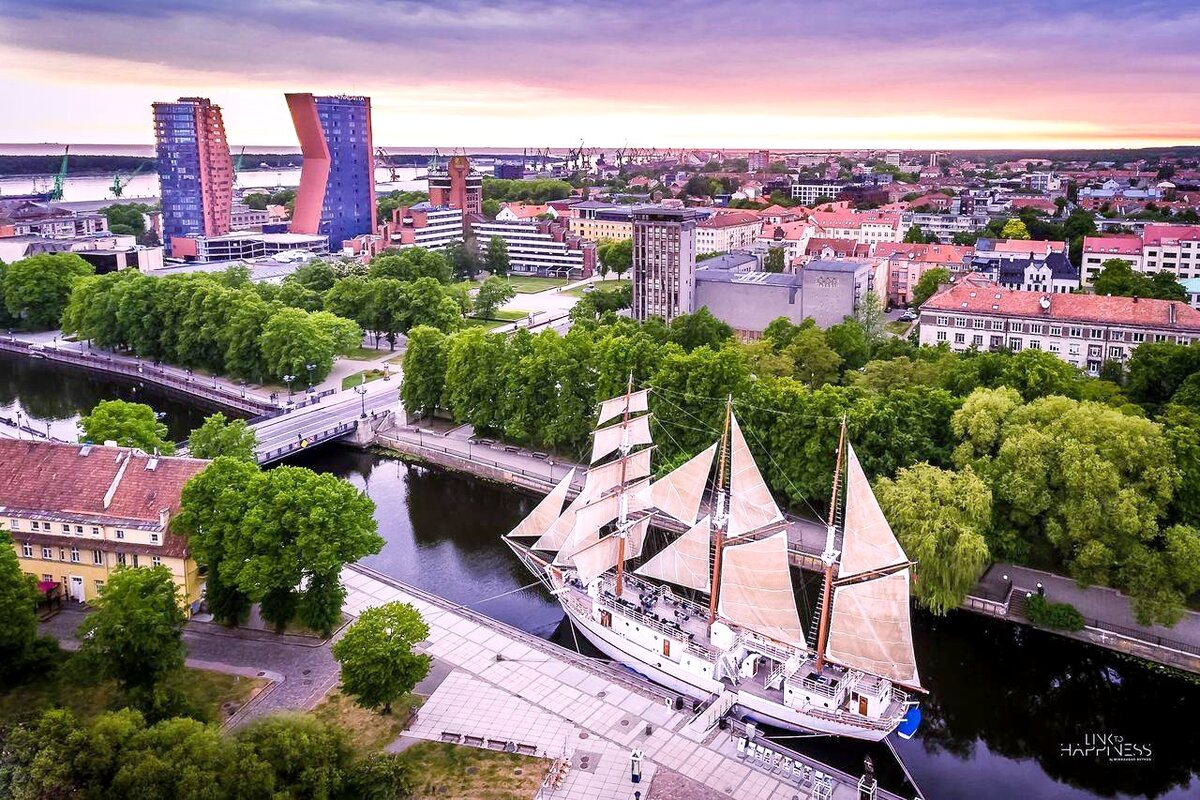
<box><xmin>340</xmin><ymin>565</ymin><xmax>883</xmax><ymax>800</ymax></box>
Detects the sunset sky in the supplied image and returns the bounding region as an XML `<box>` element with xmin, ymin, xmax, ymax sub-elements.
<box><xmin>1</xmin><ymin>0</ymin><xmax>1197</xmax><ymax>149</ymax></box>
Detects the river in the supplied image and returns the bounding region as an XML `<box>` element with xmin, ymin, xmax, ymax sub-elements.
<box><xmin>2</xmin><ymin>353</ymin><xmax>1198</xmax><ymax>800</ymax></box>
<box><xmin>0</xmin><ymin>166</ymin><xmax>426</xmax><ymax>204</ymax></box>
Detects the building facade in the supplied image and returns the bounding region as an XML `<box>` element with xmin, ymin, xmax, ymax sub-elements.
<box><xmin>287</xmin><ymin>93</ymin><xmax>376</xmax><ymax>250</ymax></box>
<box><xmin>695</xmin><ymin>212</ymin><xmax>762</xmax><ymax>254</ymax></box>
<box><xmin>471</xmin><ymin>218</ymin><xmax>596</xmax><ymax>277</ymax></box>
<box><xmin>1081</xmin><ymin>234</ymin><xmax>1144</xmax><ymax>281</ymax></box>
<box><xmin>919</xmin><ymin>277</ymin><xmax>1200</xmax><ymax>374</ymax></box>
<box><xmin>1</xmin><ymin>440</ymin><xmax>208</xmax><ymax>613</ymax></box>
<box><xmin>632</xmin><ymin>207</ymin><xmax>698</xmax><ymax>323</ymax></box>
<box><xmin>996</xmin><ymin>252</ymin><xmax>1079</xmax><ymax>294</ymax></box>
<box><xmin>693</xmin><ymin>259</ymin><xmax>862</xmax><ymax>336</ymax></box>
<box><xmin>790</xmin><ymin>180</ymin><xmax>849</xmax><ymax>205</ymax></box>
<box><xmin>568</xmin><ymin>202</ymin><xmax>636</xmax><ymax>242</ymax></box>
<box><xmin>428</xmin><ymin>155</ymin><xmax>483</xmax><ymax>216</ymax></box>
<box><xmin>152</xmin><ymin>97</ymin><xmax>234</xmax><ymax>255</ymax></box>
<box><xmin>169</xmin><ymin>230</ymin><xmax>328</xmax><ymax>262</ymax></box>
<box><xmin>381</xmin><ymin>203</ymin><xmax>464</xmax><ymax>251</ymax></box>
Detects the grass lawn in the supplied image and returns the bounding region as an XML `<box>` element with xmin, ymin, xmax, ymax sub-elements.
<box><xmin>400</xmin><ymin>741</ymin><xmax>546</xmax><ymax>800</ymax></box>
<box><xmin>564</xmin><ymin>279</ymin><xmax>629</xmax><ymax>298</ymax></box>
<box><xmin>885</xmin><ymin>320</ymin><xmax>913</xmax><ymax>335</ymax></box>
<box><xmin>312</xmin><ymin>690</ymin><xmax>418</xmax><ymax>755</ymax></box>
<box><xmin>341</xmin><ymin>368</ymin><xmax>390</xmax><ymax>390</ymax></box>
<box><xmin>463</xmin><ymin>319</ymin><xmax>510</xmax><ymax>331</ymax></box>
<box><xmin>0</xmin><ymin>657</ymin><xmax>265</xmax><ymax>727</ymax></box>
<box><xmin>342</xmin><ymin>346</ymin><xmax>391</xmax><ymax>361</ymax></box>
<box><xmin>505</xmin><ymin>276</ymin><xmax>568</xmax><ymax>293</ymax></box>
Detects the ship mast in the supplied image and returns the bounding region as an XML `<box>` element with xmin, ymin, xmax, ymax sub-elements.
<box><xmin>707</xmin><ymin>396</ymin><xmax>734</xmax><ymax>625</ymax></box>
<box><xmin>614</xmin><ymin>373</ymin><xmax>634</xmax><ymax>597</ymax></box>
<box><xmin>814</xmin><ymin>416</ymin><xmax>847</xmax><ymax>672</ymax></box>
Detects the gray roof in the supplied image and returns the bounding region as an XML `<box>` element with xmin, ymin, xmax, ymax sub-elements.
<box><xmin>805</xmin><ymin>259</ymin><xmax>867</xmax><ymax>273</ymax></box>
<box><xmin>695</xmin><ymin>269</ymin><xmax>802</xmax><ymax>288</ymax></box>
<box><xmin>697</xmin><ymin>252</ymin><xmax>758</xmax><ymax>272</ymax></box>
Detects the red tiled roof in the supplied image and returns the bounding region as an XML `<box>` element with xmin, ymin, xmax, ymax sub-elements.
<box><xmin>806</xmin><ymin>237</ymin><xmax>870</xmax><ymax>257</ymax></box>
<box><xmin>1082</xmin><ymin>235</ymin><xmax>1142</xmax><ymax>256</ymax></box>
<box><xmin>875</xmin><ymin>242</ymin><xmax>973</xmax><ymax>264</ymax></box>
<box><xmin>988</xmin><ymin>239</ymin><xmax>1066</xmax><ymax>255</ymax></box>
<box><xmin>921</xmin><ymin>276</ymin><xmax>1200</xmax><ymax>330</ymax></box>
<box><xmin>1010</xmin><ymin>197</ymin><xmax>1059</xmax><ymax>212</ymax></box>
<box><xmin>0</xmin><ymin>440</ymin><xmax>207</xmax><ymax>526</ymax></box>
<box><xmin>698</xmin><ymin>211</ymin><xmax>761</xmax><ymax>228</ymax></box>
<box><xmin>1142</xmin><ymin>224</ymin><xmax>1200</xmax><ymax>247</ymax></box>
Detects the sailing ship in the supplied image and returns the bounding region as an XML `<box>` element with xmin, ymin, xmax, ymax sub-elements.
<box><xmin>503</xmin><ymin>382</ymin><xmax>923</xmax><ymax>741</ymax></box>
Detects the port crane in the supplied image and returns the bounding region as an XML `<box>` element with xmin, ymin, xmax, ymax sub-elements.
<box><xmin>47</xmin><ymin>145</ymin><xmax>70</xmax><ymax>201</ymax></box>
<box><xmin>109</xmin><ymin>161</ymin><xmax>148</xmax><ymax>198</ymax></box>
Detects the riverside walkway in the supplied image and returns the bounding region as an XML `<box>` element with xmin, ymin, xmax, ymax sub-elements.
<box><xmin>381</xmin><ymin>420</ymin><xmax>1200</xmax><ymax>676</ymax></box>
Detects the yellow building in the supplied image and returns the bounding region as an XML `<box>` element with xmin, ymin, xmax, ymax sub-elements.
<box><xmin>567</xmin><ymin>202</ymin><xmax>634</xmax><ymax>243</ymax></box>
<box><xmin>0</xmin><ymin>439</ymin><xmax>208</xmax><ymax>615</ymax></box>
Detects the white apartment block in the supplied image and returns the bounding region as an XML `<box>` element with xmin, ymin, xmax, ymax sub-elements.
<box><xmin>790</xmin><ymin>181</ymin><xmax>847</xmax><ymax>204</ymax></box>
<box><xmin>1082</xmin><ymin>225</ymin><xmax>1200</xmax><ymax>283</ymax></box>
<box><xmin>472</xmin><ymin>219</ymin><xmax>595</xmax><ymax>276</ymax></box>
<box><xmin>919</xmin><ymin>278</ymin><xmax>1200</xmax><ymax>375</ymax></box>
<box><xmin>695</xmin><ymin>213</ymin><xmax>762</xmax><ymax>254</ymax></box>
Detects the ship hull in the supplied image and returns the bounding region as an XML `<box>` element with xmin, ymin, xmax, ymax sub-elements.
<box><xmin>559</xmin><ymin>594</ymin><xmax>893</xmax><ymax>742</ymax></box>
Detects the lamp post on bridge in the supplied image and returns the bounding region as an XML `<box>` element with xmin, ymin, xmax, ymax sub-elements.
<box><xmin>305</xmin><ymin>362</ymin><xmax>316</xmax><ymax>393</ymax></box>
<box><xmin>283</xmin><ymin>374</ymin><xmax>296</xmax><ymax>403</ymax></box>
<box><xmin>353</xmin><ymin>373</ymin><xmax>368</xmax><ymax>419</ymax></box>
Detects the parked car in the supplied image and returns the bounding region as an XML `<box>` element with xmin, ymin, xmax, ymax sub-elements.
<box><xmin>899</xmin><ymin>309</ymin><xmax>918</xmax><ymax>321</ymax></box>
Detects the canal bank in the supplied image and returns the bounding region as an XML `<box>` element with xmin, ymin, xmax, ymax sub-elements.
<box><xmin>6</xmin><ymin>356</ymin><xmax>1200</xmax><ymax>799</ymax></box>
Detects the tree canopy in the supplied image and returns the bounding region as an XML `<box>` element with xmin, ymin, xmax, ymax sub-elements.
<box><xmin>1092</xmin><ymin>258</ymin><xmax>1187</xmax><ymax>301</ymax></box>
<box><xmin>331</xmin><ymin>602</ymin><xmax>431</xmax><ymax>713</ymax></box>
<box><xmin>79</xmin><ymin>400</ymin><xmax>174</xmax><ymax>454</ymax></box>
<box><xmin>2</xmin><ymin>252</ymin><xmax>94</xmax><ymax>330</ymax></box>
<box><xmin>186</xmin><ymin>412</ymin><xmax>258</xmax><ymax>461</ymax></box>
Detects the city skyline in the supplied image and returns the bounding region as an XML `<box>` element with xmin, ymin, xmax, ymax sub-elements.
<box><xmin>1</xmin><ymin>0</ymin><xmax>1198</xmax><ymax>149</ymax></box>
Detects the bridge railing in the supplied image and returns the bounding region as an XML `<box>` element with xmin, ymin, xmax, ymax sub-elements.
<box><xmin>257</xmin><ymin>420</ymin><xmax>358</xmax><ymax>464</ymax></box>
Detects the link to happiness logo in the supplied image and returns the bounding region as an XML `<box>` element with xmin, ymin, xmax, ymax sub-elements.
<box><xmin>1060</xmin><ymin>733</ymin><xmax>1152</xmax><ymax>763</ymax></box>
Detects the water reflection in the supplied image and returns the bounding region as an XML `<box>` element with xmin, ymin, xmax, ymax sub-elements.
<box><xmin>0</xmin><ymin>352</ymin><xmax>215</xmax><ymax>441</ymax></box>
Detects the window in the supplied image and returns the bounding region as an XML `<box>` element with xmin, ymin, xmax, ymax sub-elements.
<box><xmin>152</xmin><ymin>556</ymin><xmax>162</xmax><ymax>567</ymax></box>
<box><xmin>936</xmin><ymin>316</ymin><xmax>949</xmax><ymax>326</ymax></box>
<box><xmin>1111</xmin><ymin>331</ymin><xmax>1124</xmax><ymax>341</ymax></box>
<box><xmin>1068</xmin><ymin>327</ymin><xmax>1083</xmax><ymax>338</ymax></box>
<box><xmin>936</xmin><ymin>331</ymin><xmax>947</xmax><ymax>341</ymax></box>
<box><xmin>41</xmin><ymin>574</ymin><xmax>52</xmax><ymax>583</ymax></box>
<box><xmin>94</xmin><ymin>580</ymin><xmax>105</xmax><ymax>593</ymax></box>
<box><xmin>1090</xmin><ymin>328</ymin><xmax>1104</xmax><ymax>339</ymax></box>
<box><xmin>954</xmin><ymin>317</ymin><xmax>967</xmax><ymax>328</ymax></box>
<box><xmin>1155</xmin><ymin>334</ymin><xmax>1168</xmax><ymax>342</ymax></box>
<box><xmin>42</xmin><ymin>547</ymin><xmax>52</xmax><ymax>560</ymax></box>
<box><xmin>92</xmin><ymin>527</ymin><xmax>100</xmax><ymax>536</ymax></box>
<box><xmin>990</xmin><ymin>320</ymin><xmax>1004</xmax><ymax>331</ymax></box>
<box><xmin>973</xmin><ymin>319</ymin><xmax>985</xmax><ymax>329</ymax></box>
<box><xmin>70</xmin><ymin>547</ymin><xmax>80</xmax><ymax>563</ymax></box>
<box><xmin>22</xmin><ymin>543</ymin><xmax>33</xmax><ymax>558</ymax></box>
<box><xmin>131</xmin><ymin>554</ymin><xmax>139</xmax><ymax>568</ymax></box>
<box><xmin>1049</xmin><ymin>342</ymin><xmax>1061</xmax><ymax>353</ymax></box>
<box><xmin>92</xmin><ymin>550</ymin><xmax>104</xmax><ymax>566</ymax></box>
<box><xmin>972</xmin><ymin>335</ymin><xmax>983</xmax><ymax>346</ymax></box>
<box><xmin>115</xmin><ymin>530</ymin><xmax>125</xmax><ymax>540</ymax></box>
<box><xmin>1089</xmin><ymin>345</ymin><xmax>1102</xmax><ymax>357</ymax></box>
<box><xmin>1030</xmin><ymin>324</ymin><xmax>1044</xmax><ymax>335</ymax></box>
<box><xmin>1009</xmin><ymin>338</ymin><xmax>1023</xmax><ymax>351</ymax></box>
<box><xmin>1109</xmin><ymin>347</ymin><xmax>1123</xmax><ymax>359</ymax></box>
<box><xmin>955</xmin><ymin>333</ymin><xmax>966</xmax><ymax>344</ymax></box>
<box><xmin>1069</xmin><ymin>344</ymin><xmax>1080</xmax><ymax>356</ymax></box>
<box><xmin>8</xmin><ymin>519</ymin><xmax>17</xmax><ymax>531</ymax></box>
<box><xmin>150</xmin><ymin>533</ymin><xmax>160</xmax><ymax>544</ymax></box>
<box><xmin>116</xmin><ymin>552</ymin><xmax>126</xmax><ymax>566</ymax></box>
<box><xmin>75</xmin><ymin>525</ymin><xmax>83</xmax><ymax>535</ymax></box>
<box><xmin>1049</xmin><ymin>326</ymin><xmax>1062</xmax><ymax>336</ymax></box>
<box><xmin>1131</xmin><ymin>332</ymin><xmax>1145</xmax><ymax>343</ymax></box>
<box><xmin>1029</xmin><ymin>340</ymin><xmax>1042</xmax><ymax>350</ymax></box>
<box><xmin>1010</xmin><ymin>323</ymin><xmax>1024</xmax><ymax>333</ymax></box>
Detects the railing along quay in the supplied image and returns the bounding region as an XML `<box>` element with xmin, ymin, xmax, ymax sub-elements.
<box><xmin>0</xmin><ymin>338</ymin><xmax>275</xmax><ymax>415</ymax></box>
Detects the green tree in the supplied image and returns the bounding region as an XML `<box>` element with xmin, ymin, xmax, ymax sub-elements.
<box><xmin>668</xmin><ymin>307</ymin><xmax>733</xmax><ymax>352</ymax></box>
<box><xmin>998</xmin><ymin>348</ymin><xmax>1082</xmax><ymax>400</ymax></box>
<box><xmin>1125</xmin><ymin>341</ymin><xmax>1200</xmax><ymax>411</ymax></box>
<box><xmin>101</xmin><ymin>204</ymin><xmax>148</xmax><ymax>237</ymax></box>
<box><xmin>77</xmin><ymin>566</ymin><xmax>186</xmax><ymax>693</ymax></box>
<box><xmin>331</xmin><ymin>602</ymin><xmax>431</xmax><ymax>713</ymax></box>
<box><xmin>79</xmin><ymin>400</ymin><xmax>174</xmax><ymax>454</ymax></box>
<box><xmin>242</xmin><ymin>192</ymin><xmax>270</xmax><ymax>210</ymax></box>
<box><xmin>259</xmin><ymin>308</ymin><xmax>361</xmax><ymax>384</ymax></box>
<box><xmin>401</xmin><ymin>326</ymin><xmax>449</xmax><ymax>418</ymax></box>
<box><xmin>473</xmin><ymin>276</ymin><xmax>515</xmax><ymax>320</ymax></box>
<box><xmin>910</xmin><ymin>267</ymin><xmax>951</xmax><ymax>307</ymax></box>
<box><xmin>824</xmin><ymin>319</ymin><xmax>870</xmax><ymax>372</ymax></box>
<box><xmin>484</xmin><ymin>236</ymin><xmax>510</xmax><ymax>277</ymax></box>
<box><xmin>876</xmin><ymin>464</ymin><xmax>992</xmax><ymax>615</ymax></box>
<box><xmin>903</xmin><ymin>224</ymin><xmax>938</xmax><ymax>244</ymax></box>
<box><xmin>854</xmin><ymin>291</ymin><xmax>886</xmax><ymax>341</ymax></box>
<box><xmin>3</xmin><ymin>252</ymin><xmax>94</xmax><ymax>330</ymax></box>
<box><xmin>237</xmin><ymin>714</ymin><xmax>354</xmax><ymax>799</ymax></box>
<box><xmin>764</xmin><ymin>247</ymin><xmax>786</xmax><ymax>273</ymax></box>
<box><xmin>287</xmin><ymin>259</ymin><xmax>338</xmax><ymax>294</ymax></box>
<box><xmin>404</xmin><ymin>277</ymin><xmax>463</xmax><ymax>333</ymax></box>
<box><xmin>999</xmin><ymin>218</ymin><xmax>1031</xmax><ymax>240</ymax></box>
<box><xmin>345</xmin><ymin>753</ymin><xmax>415</xmax><ymax>800</ymax></box>
<box><xmin>1092</xmin><ymin>258</ymin><xmax>1186</xmax><ymax>301</ymax></box>
<box><xmin>784</xmin><ymin>326</ymin><xmax>842</xmax><ymax>387</ymax></box>
<box><xmin>481</xmin><ymin>198</ymin><xmax>501</xmax><ymax>219</ymax></box>
<box><xmin>187</xmin><ymin>413</ymin><xmax>257</xmax><ymax>461</ymax></box>
<box><xmin>444</xmin><ymin>327</ymin><xmax>508</xmax><ymax>430</ymax></box>
<box><xmin>597</xmin><ymin>238</ymin><xmax>632</xmax><ymax>278</ymax></box>
<box><xmin>0</xmin><ymin>527</ymin><xmax>46</xmax><ymax>687</ymax></box>
<box><xmin>369</xmin><ymin>248</ymin><xmax>453</xmax><ymax>284</ymax></box>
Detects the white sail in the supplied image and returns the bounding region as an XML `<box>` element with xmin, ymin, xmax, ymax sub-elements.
<box><xmin>571</xmin><ymin>535</ymin><xmax>622</xmax><ymax>583</ymax></box>
<box><xmin>825</xmin><ymin>570</ymin><xmax>921</xmax><ymax>687</ymax></box>
<box><xmin>553</xmin><ymin>491</ymin><xmax>622</xmax><ymax>565</ymax></box>
<box><xmin>718</xmin><ymin>531</ymin><xmax>805</xmax><ymax>648</ymax></box>
<box><xmin>571</xmin><ymin>516</ymin><xmax>652</xmax><ymax>583</ymax></box>
<box><xmin>841</xmin><ymin>443</ymin><xmax>908</xmax><ymax>578</ymax></box>
<box><xmin>591</xmin><ymin>415</ymin><xmax>653</xmax><ymax>464</ymax></box>
<box><xmin>635</xmin><ymin>515</ymin><xmax>711</xmax><ymax>591</ymax></box>
<box><xmin>649</xmin><ymin>443</ymin><xmax>717</xmax><ymax>527</ymax></box>
<box><xmin>727</xmin><ymin>414</ymin><xmax>783</xmax><ymax>539</ymax></box>
<box><xmin>584</xmin><ymin>448</ymin><xmax>653</xmax><ymax>500</ymax></box>
<box><xmin>598</xmin><ymin>389</ymin><xmax>649</xmax><ymax>426</ymax></box>
<box><xmin>506</xmin><ymin>468</ymin><xmax>576</xmax><ymax>539</ymax></box>
<box><xmin>533</xmin><ymin>489</ymin><xmax>590</xmax><ymax>552</ymax></box>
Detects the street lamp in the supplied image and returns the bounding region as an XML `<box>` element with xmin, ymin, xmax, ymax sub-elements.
<box><xmin>353</xmin><ymin>373</ymin><xmax>368</xmax><ymax>419</ymax></box>
<box><xmin>283</xmin><ymin>374</ymin><xmax>296</xmax><ymax>401</ymax></box>
<box><xmin>305</xmin><ymin>362</ymin><xmax>316</xmax><ymax>393</ymax></box>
